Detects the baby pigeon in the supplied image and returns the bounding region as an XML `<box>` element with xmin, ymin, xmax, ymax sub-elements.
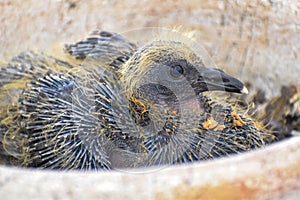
<box><xmin>0</xmin><ymin>30</ymin><xmax>272</xmax><ymax>170</ymax></box>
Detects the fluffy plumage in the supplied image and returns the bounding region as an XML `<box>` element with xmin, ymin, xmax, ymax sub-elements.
<box><xmin>0</xmin><ymin>30</ymin><xmax>273</xmax><ymax>170</ymax></box>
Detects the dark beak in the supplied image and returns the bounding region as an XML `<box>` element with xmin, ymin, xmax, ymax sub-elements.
<box><xmin>192</xmin><ymin>67</ymin><xmax>248</xmax><ymax>94</ymax></box>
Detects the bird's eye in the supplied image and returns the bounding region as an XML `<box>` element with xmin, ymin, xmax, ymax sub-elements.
<box><xmin>170</xmin><ymin>64</ymin><xmax>184</xmax><ymax>78</ymax></box>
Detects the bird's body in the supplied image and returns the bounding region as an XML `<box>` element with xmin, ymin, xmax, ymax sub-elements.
<box><xmin>0</xmin><ymin>30</ymin><xmax>273</xmax><ymax>170</ymax></box>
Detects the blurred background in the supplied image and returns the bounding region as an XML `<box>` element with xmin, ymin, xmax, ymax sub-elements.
<box><xmin>1</xmin><ymin>0</ymin><xmax>299</xmax><ymax>98</ymax></box>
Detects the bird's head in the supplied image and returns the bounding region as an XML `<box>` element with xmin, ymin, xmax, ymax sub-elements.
<box><xmin>120</xmin><ymin>39</ymin><xmax>248</xmax><ymax>103</ymax></box>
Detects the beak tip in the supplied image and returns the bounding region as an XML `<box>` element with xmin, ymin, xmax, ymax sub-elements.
<box><xmin>241</xmin><ymin>86</ymin><xmax>249</xmax><ymax>94</ymax></box>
